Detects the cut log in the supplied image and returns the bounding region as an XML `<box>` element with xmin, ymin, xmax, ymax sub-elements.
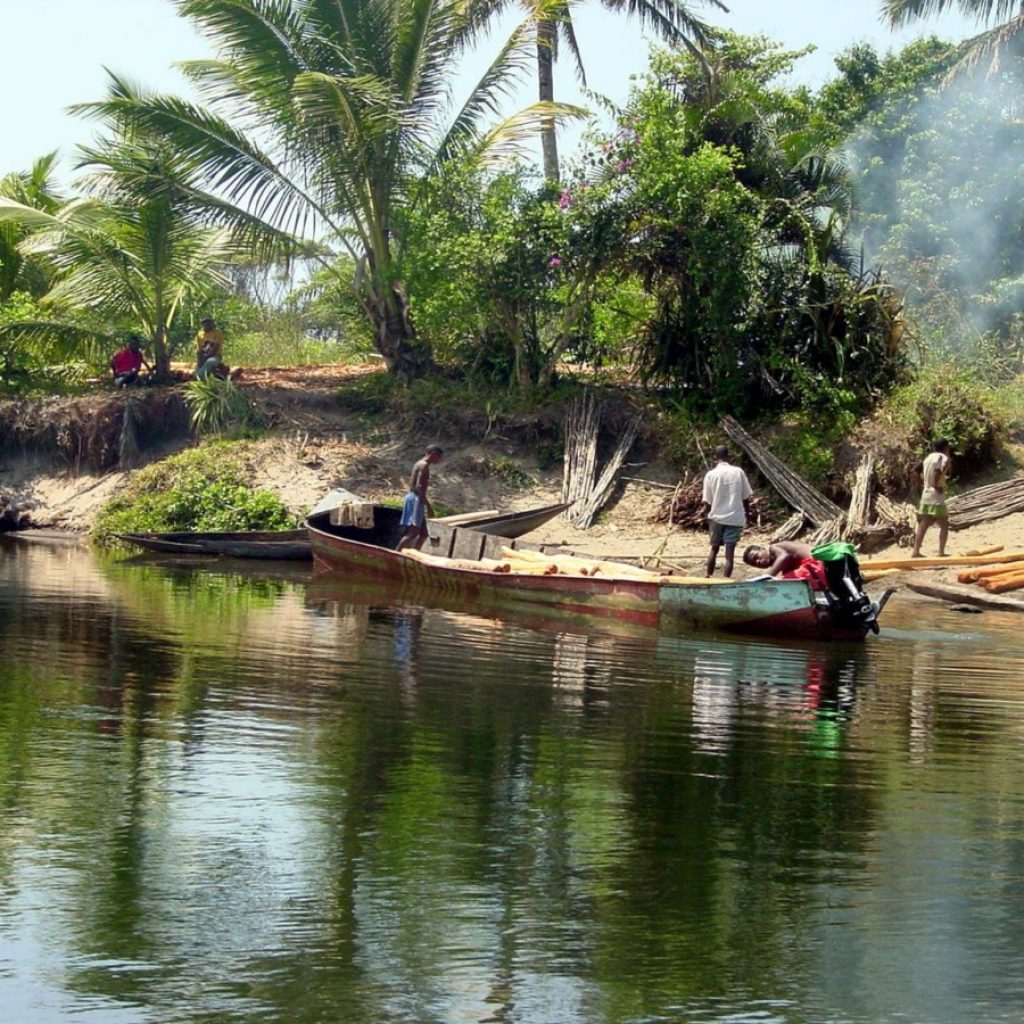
<box><xmin>861</xmin><ymin>551</ymin><xmax>1024</xmax><ymax>571</ymax></box>
<box><xmin>501</xmin><ymin>545</ymin><xmax>660</xmax><ymax>580</ymax></box>
<box><xmin>907</xmin><ymin>581</ymin><xmax>1024</xmax><ymax>612</ymax></box>
<box><xmin>962</xmin><ymin>544</ymin><xmax>1003</xmax><ymax>557</ymax></box>
<box><xmin>980</xmin><ymin>573</ymin><xmax>1024</xmax><ymax>594</ymax></box>
<box><xmin>432</xmin><ymin>509</ymin><xmax>499</xmax><ymax>524</ymax></box>
<box><xmin>720</xmin><ymin>415</ymin><xmax>841</xmax><ymax>527</ymax></box>
<box><xmin>957</xmin><ymin>562</ymin><xmax>1024</xmax><ymax>584</ymax></box>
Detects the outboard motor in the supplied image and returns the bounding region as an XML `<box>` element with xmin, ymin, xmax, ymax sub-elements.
<box><xmin>811</xmin><ymin>542</ymin><xmax>880</xmax><ymax>634</ymax></box>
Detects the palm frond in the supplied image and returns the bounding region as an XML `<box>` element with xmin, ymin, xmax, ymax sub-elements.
<box><xmin>436</xmin><ymin>12</ymin><xmax>539</xmax><ymax>163</ymax></box>
<box><xmin>467</xmin><ymin>100</ymin><xmax>589</xmax><ymax>165</ymax></box>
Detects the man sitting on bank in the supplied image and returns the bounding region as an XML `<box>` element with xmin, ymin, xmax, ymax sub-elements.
<box><xmin>109</xmin><ymin>335</ymin><xmax>150</xmax><ymax>387</ymax></box>
<box><xmin>195</xmin><ymin>316</ymin><xmax>225</xmax><ymax>380</ymax></box>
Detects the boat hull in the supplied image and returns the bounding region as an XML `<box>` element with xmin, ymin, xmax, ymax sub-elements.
<box><xmin>117</xmin><ymin>530</ymin><xmax>312</xmax><ymax>560</ymax></box>
<box><xmin>306</xmin><ymin>515</ymin><xmax>869</xmax><ymax>641</ymax></box>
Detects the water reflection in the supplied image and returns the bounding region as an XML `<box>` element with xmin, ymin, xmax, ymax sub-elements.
<box><xmin>3</xmin><ymin>539</ymin><xmax>1024</xmax><ymax>1023</ymax></box>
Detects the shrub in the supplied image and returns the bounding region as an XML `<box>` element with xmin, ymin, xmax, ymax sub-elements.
<box><xmin>885</xmin><ymin>365</ymin><xmax>1005</xmax><ymax>471</ymax></box>
<box><xmin>92</xmin><ymin>442</ymin><xmax>296</xmax><ymax>544</ymax></box>
<box><xmin>184</xmin><ymin>378</ymin><xmax>265</xmax><ymax>437</ymax></box>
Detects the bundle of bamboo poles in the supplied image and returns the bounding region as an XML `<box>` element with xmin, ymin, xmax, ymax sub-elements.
<box><xmin>562</xmin><ymin>392</ymin><xmax>601</xmax><ymax>518</ymax></box>
<box><xmin>846</xmin><ymin>455</ymin><xmax>875</xmax><ymax>534</ymax></box>
<box><xmin>721</xmin><ymin>415</ymin><xmax>841</xmax><ymax>527</ymax></box>
<box><xmin>948</xmin><ymin>478</ymin><xmax>1024</xmax><ymax>529</ymax></box>
<box><xmin>770</xmin><ymin>511</ymin><xmax>807</xmax><ymax>543</ymax></box>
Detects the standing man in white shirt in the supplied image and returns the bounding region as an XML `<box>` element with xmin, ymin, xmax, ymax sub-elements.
<box><xmin>702</xmin><ymin>445</ymin><xmax>753</xmax><ymax>578</ymax></box>
<box><xmin>912</xmin><ymin>438</ymin><xmax>952</xmax><ymax>558</ymax></box>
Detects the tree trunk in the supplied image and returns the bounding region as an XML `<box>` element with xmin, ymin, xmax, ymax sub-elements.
<box><xmin>371</xmin><ymin>283</ymin><xmax>431</xmax><ymax>379</ymax></box>
<box><xmin>537</xmin><ymin>19</ymin><xmax>559</xmax><ymax>183</ymax></box>
<box><xmin>152</xmin><ymin>326</ymin><xmax>172</xmax><ymax>382</ymax></box>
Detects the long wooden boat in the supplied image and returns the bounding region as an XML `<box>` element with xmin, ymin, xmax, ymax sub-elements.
<box><xmin>116</xmin><ymin>529</ymin><xmax>312</xmax><ymax>560</ymax></box>
<box><xmin>306</xmin><ymin>509</ymin><xmax>885</xmax><ymax>641</ymax></box>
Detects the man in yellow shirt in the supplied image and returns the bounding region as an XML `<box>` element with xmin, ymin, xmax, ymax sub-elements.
<box><xmin>195</xmin><ymin>316</ymin><xmax>224</xmax><ymax>380</ymax></box>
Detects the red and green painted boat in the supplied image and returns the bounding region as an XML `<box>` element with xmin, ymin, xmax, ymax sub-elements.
<box><xmin>306</xmin><ymin>508</ymin><xmax>887</xmax><ymax>641</ymax></box>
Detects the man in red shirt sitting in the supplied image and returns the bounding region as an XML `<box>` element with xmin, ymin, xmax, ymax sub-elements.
<box><xmin>109</xmin><ymin>335</ymin><xmax>150</xmax><ymax>387</ymax></box>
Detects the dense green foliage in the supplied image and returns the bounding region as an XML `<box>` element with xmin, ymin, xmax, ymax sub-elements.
<box><xmin>92</xmin><ymin>443</ymin><xmax>296</xmax><ymax>543</ymax></box>
<box><xmin>85</xmin><ymin>0</ymin><xmax>581</xmax><ymax>378</ymax></box>
<box><xmin>885</xmin><ymin>364</ymin><xmax>1006</xmax><ymax>470</ymax></box>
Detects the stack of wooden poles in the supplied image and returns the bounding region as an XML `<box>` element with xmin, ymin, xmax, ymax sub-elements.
<box><xmin>956</xmin><ymin>547</ymin><xmax>1024</xmax><ymax>594</ymax></box>
<box><xmin>401</xmin><ymin>545</ymin><xmax>722</xmax><ymax>584</ymax></box>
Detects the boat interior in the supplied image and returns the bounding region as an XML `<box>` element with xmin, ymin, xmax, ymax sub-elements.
<box><xmin>307</xmin><ymin>508</ymin><xmax>541</xmax><ymax>561</ymax></box>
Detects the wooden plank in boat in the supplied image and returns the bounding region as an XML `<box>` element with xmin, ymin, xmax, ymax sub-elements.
<box><xmin>482</xmin><ymin>534</ymin><xmax>510</xmax><ymax>561</ymax></box>
<box><xmin>451</xmin><ymin>528</ymin><xmax>486</xmax><ymax>561</ymax></box>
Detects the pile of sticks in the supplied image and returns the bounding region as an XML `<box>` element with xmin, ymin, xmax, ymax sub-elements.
<box><xmin>649</xmin><ymin>480</ymin><xmax>780</xmax><ymax>530</ymax></box>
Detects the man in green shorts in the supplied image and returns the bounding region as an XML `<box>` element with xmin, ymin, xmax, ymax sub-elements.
<box><xmin>912</xmin><ymin>439</ymin><xmax>952</xmax><ymax>558</ymax></box>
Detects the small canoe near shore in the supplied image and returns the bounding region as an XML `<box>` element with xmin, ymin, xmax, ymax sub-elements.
<box><xmin>306</xmin><ymin>509</ymin><xmax>885</xmax><ymax>641</ymax></box>
<box><xmin>115</xmin><ymin>529</ymin><xmax>313</xmax><ymax>560</ymax></box>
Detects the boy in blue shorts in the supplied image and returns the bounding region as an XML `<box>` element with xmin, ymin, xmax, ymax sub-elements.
<box><xmin>397</xmin><ymin>445</ymin><xmax>444</xmax><ymax>551</ymax></box>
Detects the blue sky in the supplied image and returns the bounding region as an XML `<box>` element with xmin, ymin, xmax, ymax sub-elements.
<box><xmin>0</xmin><ymin>0</ymin><xmax>979</xmax><ymax>182</ymax></box>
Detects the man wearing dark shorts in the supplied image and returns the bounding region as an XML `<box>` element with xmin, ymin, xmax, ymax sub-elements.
<box><xmin>701</xmin><ymin>445</ymin><xmax>753</xmax><ymax>577</ymax></box>
<box><xmin>397</xmin><ymin>445</ymin><xmax>444</xmax><ymax>551</ymax></box>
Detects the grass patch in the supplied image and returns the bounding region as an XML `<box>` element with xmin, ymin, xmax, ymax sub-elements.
<box><xmin>92</xmin><ymin>441</ymin><xmax>297</xmax><ymax>545</ymax></box>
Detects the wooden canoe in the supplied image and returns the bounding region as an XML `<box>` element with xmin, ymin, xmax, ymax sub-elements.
<box><xmin>305</xmin><ymin>509</ymin><xmax>883</xmax><ymax>641</ymax></box>
<box><xmin>462</xmin><ymin>502</ymin><xmax>571</xmax><ymax>539</ymax></box>
<box><xmin>115</xmin><ymin>529</ymin><xmax>313</xmax><ymax>560</ymax></box>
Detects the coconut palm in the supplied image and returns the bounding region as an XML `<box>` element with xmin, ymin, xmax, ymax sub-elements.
<box><xmin>0</xmin><ymin>152</ymin><xmax>62</xmax><ymax>301</ymax></box>
<box><xmin>503</xmin><ymin>0</ymin><xmax>726</xmax><ymax>181</ymax></box>
<box><xmin>71</xmin><ymin>0</ymin><xmax>581</xmax><ymax>377</ymax></box>
<box><xmin>883</xmin><ymin>0</ymin><xmax>1024</xmax><ymax>75</ymax></box>
<box><xmin>0</xmin><ymin>125</ymin><xmax>248</xmax><ymax>379</ymax></box>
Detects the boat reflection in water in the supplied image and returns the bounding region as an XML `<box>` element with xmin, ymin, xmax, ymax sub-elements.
<box><xmin>305</xmin><ymin>573</ymin><xmax>871</xmax><ymax>742</ymax></box>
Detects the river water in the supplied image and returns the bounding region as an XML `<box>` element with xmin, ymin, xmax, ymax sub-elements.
<box><xmin>2</xmin><ymin>537</ymin><xmax>1024</xmax><ymax>1024</ymax></box>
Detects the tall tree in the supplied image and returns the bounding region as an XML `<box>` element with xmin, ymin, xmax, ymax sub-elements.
<box><xmin>883</xmin><ymin>0</ymin><xmax>1024</xmax><ymax>74</ymax></box>
<box><xmin>515</xmin><ymin>0</ymin><xmax>726</xmax><ymax>181</ymax></box>
<box><xmin>75</xmin><ymin>0</ymin><xmax>579</xmax><ymax>378</ymax></box>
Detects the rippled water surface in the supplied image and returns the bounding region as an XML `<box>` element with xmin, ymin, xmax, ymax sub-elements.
<box><xmin>3</xmin><ymin>537</ymin><xmax>1024</xmax><ymax>1023</ymax></box>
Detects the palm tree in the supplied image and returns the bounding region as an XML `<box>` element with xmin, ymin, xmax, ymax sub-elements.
<box><xmin>72</xmin><ymin>0</ymin><xmax>580</xmax><ymax>378</ymax></box>
<box><xmin>883</xmin><ymin>0</ymin><xmax>1024</xmax><ymax>74</ymax></box>
<box><xmin>504</xmin><ymin>0</ymin><xmax>727</xmax><ymax>181</ymax></box>
<box><xmin>0</xmin><ymin>152</ymin><xmax>62</xmax><ymax>301</ymax></box>
<box><xmin>0</xmin><ymin>124</ymin><xmax>246</xmax><ymax>379</ymax></box>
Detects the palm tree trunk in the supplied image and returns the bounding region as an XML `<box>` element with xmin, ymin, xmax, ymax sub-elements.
<box><xmin>537</xmin><ymin>18</ymin><xmax>559</xmax><ymax>183</ymax></box>
<box><xmin>372</xmin><ymin>284</ymin><xmax>431</xmax><ymax>379</ymax></box>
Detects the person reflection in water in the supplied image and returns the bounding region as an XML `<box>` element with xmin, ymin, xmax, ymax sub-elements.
<box><xmin>393</xmin><ymin>607</ymin><xmax>424</xmax><ymax>697</ymax></box>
